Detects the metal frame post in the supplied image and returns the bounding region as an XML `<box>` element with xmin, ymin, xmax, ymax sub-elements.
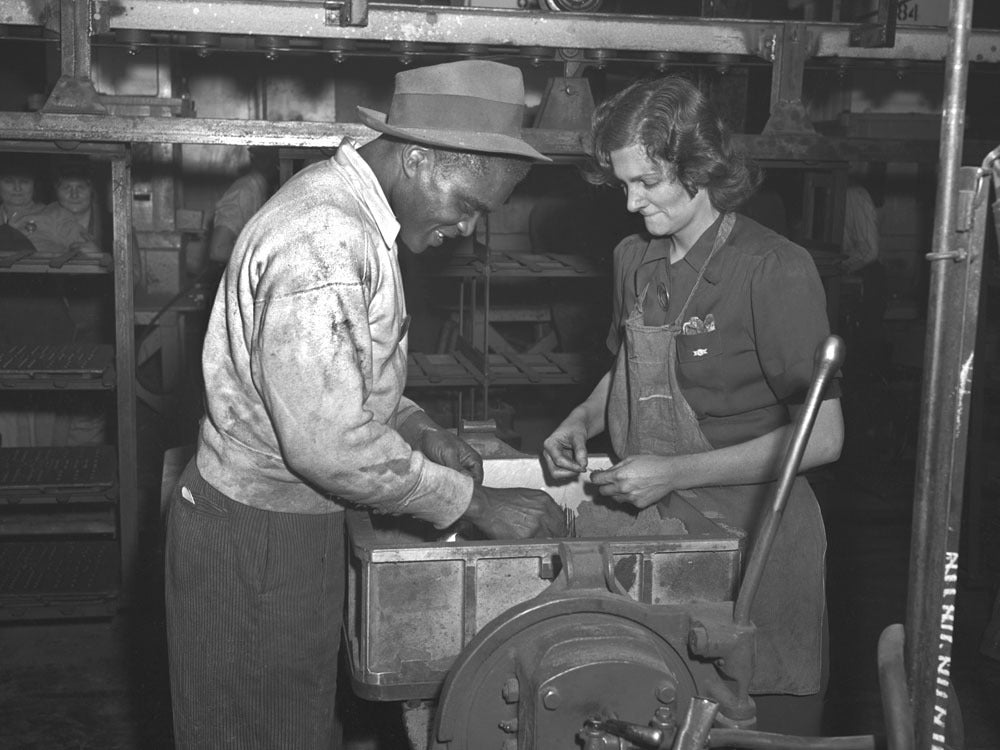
<box><xmin>904</xmin><ymin>1</ymin><xmax>986</xmax><ymax>745</ymax></box>
<box><xmin>112</xmin><ymin>150</ymin><xmax>139</xmax><ymax>603</ymax></box>
<box><xmin>42</xmin><ymin>0</ymin><xmax>107</xmax><ymax>114</ymax></box>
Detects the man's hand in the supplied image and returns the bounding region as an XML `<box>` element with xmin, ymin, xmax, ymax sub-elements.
<box><xmin>542</xmin><ymin>414</ymin><xmax>590</xmax><ymax>479</ymax></box>
<box><xmin>398</xmin><ymin>410</ymin><xmax>484</xmax><ymax>483</ymax></box>
<box><xmin>462</xmin><ymin>485</ymin><xmax>568</xmax><ymax>539</ymax></box>
<box><xmin>588</xmin><ymin>454</ymin><xmax>679</xmax><ymax>510</ymax></box>
<box><xmin>417</xmin><ymin>428</ymin><xmax>484</xmax><ymax>483</ymax></box>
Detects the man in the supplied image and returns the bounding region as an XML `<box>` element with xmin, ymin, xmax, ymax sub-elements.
<box><xmin>206</xmin><ymin>146</ymin><xmax>279</xmax><ymax>266</ymax></box>
<box><xmin>164</xmin><ymin>60</ymin><xmax>566</xmax><ymax>749</ymax></box>
<box><xmin>841</xmin><ymin>163</ymin><xmax>888</xmax><ymax>378</ymax></box>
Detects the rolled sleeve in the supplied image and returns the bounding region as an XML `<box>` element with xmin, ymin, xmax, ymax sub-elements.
<box><xmin>252</xmin><ymin>281</ymin><xmax>469</xmax><ymax>527</ymax></box>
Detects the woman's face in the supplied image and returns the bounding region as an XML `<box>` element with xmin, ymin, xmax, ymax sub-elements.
<box><xmin>56</xmin><ymin>177</ymin><xmax>94</xmax><ymax>215</ymax></box>
<box><xmin>0</xmin><ymin>175</ymin><xmax>35</xmax><ymax>208</ymax></box>
<box><xmin>609</xmin><ymin>143</ymin><xmax>713</xmax><ymax>240</ymax></box>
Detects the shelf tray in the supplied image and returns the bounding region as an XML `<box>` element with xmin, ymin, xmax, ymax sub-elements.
<box><xmin>0</xmin><ymin>539</ymin><xmax>119</xmax><ymax>620</ymax></box>
<box><xmin>0</xmin><ymin>446</ymin><xmax>117</xmax><ymax>498</ymax></box>
<box><xmin>0</xmin><ymin>252</ymin><xmax>112</xmax><ymax>274</ymax></box>
<box><xmin>0</xmin><ymin>506</ymin><xmax>117</xmax><ymax>536</ymax></box>
<box><xmin>434</xmin><ymin>251</ymin><xmax>606</xmax><ymax>278</ymax></box>
<box><xmin>0</xmin><ymin>344</ymin><xmax>115</xmax><ymax>389</ymax></box>
<box><xmin>406</xmin><ymin>351</ymin><xmax>483</xmax><ymax>388</ymax></box>
<box><xmin>485</xmin><ymin>351</ymin><xmax>594</xmax><ymax>385</ymax></box>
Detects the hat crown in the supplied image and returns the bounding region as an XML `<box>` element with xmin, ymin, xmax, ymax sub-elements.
<box><xmin>355</xmin><ymin>60</ymin><xmax>549</xmax><ymax>162</ymax></box>
<box><xmin>392</xmin><ymin>60</ymin><xmax>525</xmax><ymax>105</ymax></box>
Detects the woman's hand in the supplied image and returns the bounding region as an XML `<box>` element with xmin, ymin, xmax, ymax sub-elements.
<box><xmin>542</xmin><ymin>414</ymin><xmax>590</xmax><ymax>479</ymax></box>
<box><xmin>588</xmin><ymin>454</ymin><xmax>680</xmax><ymax>509</ymax></box>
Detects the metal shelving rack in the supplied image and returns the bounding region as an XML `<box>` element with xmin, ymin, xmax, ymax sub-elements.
<box><xmin>0</xmin><ymin>141</ymin><xmax>137</xmax><ymax>619</ymax></box>
<box><xmin>424</xmin><ymin>240</ymin><xmax>609</xmax><ymax>416</ymax></box>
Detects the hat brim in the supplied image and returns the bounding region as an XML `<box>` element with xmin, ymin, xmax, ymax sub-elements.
<box><xmin>357</xmin><ymin>107</ymin><xmax>550</xmax><ymax>163</ymax></box>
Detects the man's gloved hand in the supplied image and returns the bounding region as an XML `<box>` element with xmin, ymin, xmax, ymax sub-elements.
<box><xmin>417</xmin><ymin>428</ymin><xmax>484</xmax><ymax>483</ymax></box>
<box><xmin>462</xmin><ymin>485</ymin><xmax>568</xmax><ymax>539</ymax></box>
<box><xmin>398</xmin><ymin>410</ymin><xmax>484</xmax><ymax>483</ymax></box>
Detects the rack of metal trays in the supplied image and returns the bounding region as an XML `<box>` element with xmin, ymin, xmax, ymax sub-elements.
<box><xmin>0</xmin><ymin>344</ymin><xmax>121</xmax><ymax>619</ymax></box>
<box><xmin>408</xmin><ymin>243</ymin><xmax>609</xmax><ymax>421</ymax></box>
<box><xmin>0</xmin><ymin>346</ymin><xmax>120</xmax><ymax>619</ymax></box>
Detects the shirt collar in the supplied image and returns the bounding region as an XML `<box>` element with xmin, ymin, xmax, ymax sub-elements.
<box><xmin>633</xmin><ymin>212</ymin><xmax>730</xmax><ymax>282</ymax></box>
<box><xmin>334</xmin><ymin>140</ymin><xmax>400</xmax><ymax>250</ymax></box>
<box><xmin>680</xmin><ymin>212</ymin><xmax>727</xmax><ymax>284</ymax></box>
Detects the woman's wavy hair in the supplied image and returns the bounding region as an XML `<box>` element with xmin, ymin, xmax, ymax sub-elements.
<box><xmin>586</xmin><ymin>75</ymin><xmax>761</xmax><ymax>212</ymax></box>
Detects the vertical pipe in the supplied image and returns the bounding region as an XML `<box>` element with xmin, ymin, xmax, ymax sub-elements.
<box><xmin>482</xmin><ymin>216</ymin><xmax>491</xmax><ymax>421</ymax></box>
<box><xmin>904</xmin><ymin>0</ymin><xmax>975</xmax><ymax>746</ymax></box>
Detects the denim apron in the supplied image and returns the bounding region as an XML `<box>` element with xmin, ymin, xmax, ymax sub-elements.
<box><xmin>606</xmin><ymin>213</ymin><xmax>825</xmax><ymax>695</ymax></box>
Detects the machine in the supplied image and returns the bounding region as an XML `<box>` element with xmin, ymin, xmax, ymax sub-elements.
<box><xmin>345</xmin><ymin>337</ymin><xmax>877</xmax><ymax>749</ymax></box>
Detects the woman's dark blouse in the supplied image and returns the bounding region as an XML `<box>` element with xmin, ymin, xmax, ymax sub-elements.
<box><xmin>607</xmin><ymin>213</ymin><xmax>840</xmax><ymax>449</ymax></box>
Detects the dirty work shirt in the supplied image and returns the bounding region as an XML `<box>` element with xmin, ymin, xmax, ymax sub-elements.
<box><xmin>607</xmin><ymin>213</ymin><xmax>840</xmax><ymax>447</ymax></box>
<box><xmin>197</xmin><ymin>141</ymin><xmax>472</xmax><ymax>527</ymax></box>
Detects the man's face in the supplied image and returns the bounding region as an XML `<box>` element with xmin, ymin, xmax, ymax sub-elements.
<box><xmin>394</xmin><ymin>148</ymin><xmax>522</xmax><ymax>254</ymax></box>
<box><xmin>0</xmin><ymin>175</ymin><xmax>35</xmax><ymax>209</ymax></box>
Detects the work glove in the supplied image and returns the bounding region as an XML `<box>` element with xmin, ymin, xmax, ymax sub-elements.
<box><xmin>398</xmin><ymin>410</ymin><xmax>484</xmax><ymax>482</ymax></box>
<box><xmin>462</xmin><ymin>485</ymin><xmax>568</xmax><ymax>539</ymax></box>
<box><xmin>417</xmin><ymin>428</ymin><xmax>484</xmax><ymax>483</ymax></box>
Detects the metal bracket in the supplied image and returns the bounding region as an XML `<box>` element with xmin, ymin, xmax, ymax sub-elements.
<box><xmin>534</xmin><ymin>77</ymin><xmax>595</xmax><ymax>132</ymax></box>
<box><xmin>924</xmin><ymin>248</ymin><xmax>968</xmax><ymax>262</ymax></box>
<box><xmin>91</xmin><ymin>0</ymin><xmax>113</xmax><ymax>36</ymax></box>
<box><xmin>41</xmin><ymin>0</ymin><xmax>108</xmax><ymax>115</ymax></box>
<box><xmin>42</xmin><ymin>77</ymin><xmax>108</xmax><ymax>115</ymax></box>
<box><xmin>849</xmin><ymin>0</ymin><xmax>899</xmax><ymax>48</ymax></box>
<box><xmin>926</xmin><ymin>164</ymin><xmax>994</xmax><ymax>261</ymax></box>
<box><xmin>325</xmin><ymin>0</ymin><xmax>369</xmax><ymax>28</ymax></box>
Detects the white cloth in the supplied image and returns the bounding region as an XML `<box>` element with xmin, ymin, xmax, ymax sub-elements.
<box><xmin>842</xmin><ymin>183</ymin><xmax>880</xmax><ymax>273</ymax></box>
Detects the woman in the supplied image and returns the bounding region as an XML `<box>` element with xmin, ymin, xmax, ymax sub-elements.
<box><xmin>0</xmin><ymin>155</ymin><xmax>45</xmax><ymax>231</ymax></box>
<box><xmin>541</xmin><ymin>76</ymin><xmax>844</xmax><ymax>734</ymax></box>
<box><xmin>47</xmin><ymin>159</ymin><xmax>106</xmax><ymax>257</ymax></box>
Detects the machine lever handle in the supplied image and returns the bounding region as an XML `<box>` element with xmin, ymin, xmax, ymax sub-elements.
<box><xmin>733</xmin><ymin>335</ymin><xmax>845</xmax><ymax>626</ymax></box>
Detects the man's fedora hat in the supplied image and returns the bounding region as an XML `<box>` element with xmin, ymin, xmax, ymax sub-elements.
<box><xmin>357</xmin><ymin>60</ymin><xmax>550</xmax><ymax>162</ymax></box>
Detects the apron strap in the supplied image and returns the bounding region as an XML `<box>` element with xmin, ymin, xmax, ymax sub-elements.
<box><xmin>673</xmin><ymin>212</ymin><xmax>735</xmax><ymax>326</ymax></box>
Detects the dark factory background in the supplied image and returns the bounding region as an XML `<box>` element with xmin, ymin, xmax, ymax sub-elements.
<box><xmin>1</xmin><ymin>1</ymin><xmax>999</xmax><ymax>748</ymax></box>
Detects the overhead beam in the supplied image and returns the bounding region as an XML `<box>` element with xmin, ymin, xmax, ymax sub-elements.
<box><xmin>0</xmin><ymin>110</ymin><xmax>994</xmax><ymax>165</ymax></box>
<box><xmin>5</xmin><ymin>3</ymin><xmax>999</xmax><ymax>63</ymax></box>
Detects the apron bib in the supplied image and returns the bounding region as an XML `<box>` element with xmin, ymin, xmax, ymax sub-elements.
<box><xmin>606</xmin><ymin>213</ymin><xmax>825</xmax><ymax>695</ymax></box>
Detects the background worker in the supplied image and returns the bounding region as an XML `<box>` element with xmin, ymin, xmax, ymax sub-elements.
<box><xmin>0</xmin><ymin>154</ymin><xmax>46</xmax><ymax>230</ymax></box>
<box><xmin>164</xmin><ymin>60</ymin><xmax>566</xmax><ymax>750</ymax></box>
<box><xmin>206</xmin><ymin>146</ymin><xmax>280</xmax><ymax>267</ymax></box>
<box><xmin>542</xmin><ymin>75</ymin><xmax>844</xmax><ymax>734</ymax></box>
<box><xmin>841</xmin><ymin>163</ymin><xmax>889</xmax><ymax>380</ymax></box>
